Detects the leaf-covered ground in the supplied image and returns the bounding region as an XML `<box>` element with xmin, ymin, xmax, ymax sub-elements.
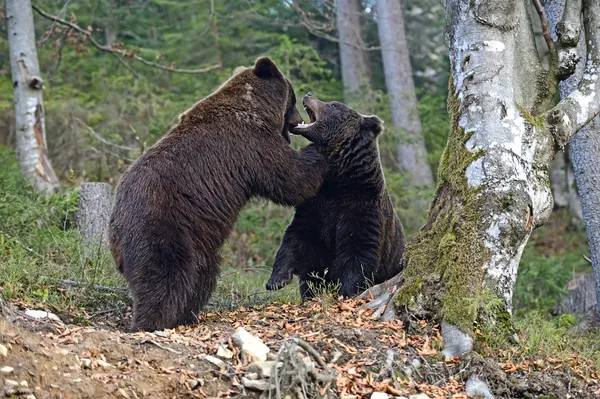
<box><xmin>1</xmin><ymin>297</ymin><xmax>599</xmax><ymax>399</ymax></box>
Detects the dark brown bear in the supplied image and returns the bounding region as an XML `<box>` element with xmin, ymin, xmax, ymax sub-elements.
<box><xmin>266</xmin><ymin>93</ymin><xmax>405</xmax><ymax>300</ymax></box>
<box><xmin>109</xmin><ymin>58</ymin><xmax>328</xmax><ymax>331</ymax></box>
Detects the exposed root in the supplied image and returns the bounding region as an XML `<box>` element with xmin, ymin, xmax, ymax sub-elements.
<box><xmin>358</xmin><ymin>273</ymin><xmax>403</xmax><ymax>322</ymax></box>
<box><xmin>271</xmin><ymin>338</ymin><xmax>337</xmax><ymax>399</ymax></box>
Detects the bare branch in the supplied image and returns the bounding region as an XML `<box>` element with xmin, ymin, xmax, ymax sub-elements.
<box><xmin>532</xmin><ymin>0</ymin><xmax>554</xmax><ymax>51</ymax></box>
<box><xmin>546</xmin><ymin>0</ymin><xmax>600</xmax><ymax>148</ymax></box>
<box><xmin>32</xmin><ymin>4</ymin><xmax>221</xmax><ymax>74</ymax></box>
<box><xmin>556</xmin><ymin>0</ymin><xmax>584</xmax><ymax>78</ymax></box>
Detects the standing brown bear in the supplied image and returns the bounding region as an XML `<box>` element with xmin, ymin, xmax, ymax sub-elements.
<box><xmin>266</xmin><ymin>93</ymin><xmax>406</xmax><ymax>300</ymax></box>
<box><xmin>109</xmin><ymin>58</ymin><xmax>328</xmax><ymax>331</ymax></box>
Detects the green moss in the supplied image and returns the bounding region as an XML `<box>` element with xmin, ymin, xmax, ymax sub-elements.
<box><xmin>516</xmin><ymin>103</ymin><xmax>545</xmax><ymax>128</ymax></box>
<box><xmin>394</xmin><ymin>78</ymin><xmax>490</xmax><ymax>333</ymax></box>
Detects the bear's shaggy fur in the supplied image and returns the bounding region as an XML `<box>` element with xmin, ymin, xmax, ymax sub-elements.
<box><xmin>109</xmin><ymin>59</ymin><xmax>328</xmax><ymax>331</ymax></box>
<box><xmin>266</xmin><ymin>93</ymin><xmax>406</xmax><ymax>300</ymax></box>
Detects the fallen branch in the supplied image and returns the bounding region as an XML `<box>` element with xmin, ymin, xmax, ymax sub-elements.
<box><xmin>32</xmin><ymin>4</ymin><xmax>221</xmax><ymax>74</ymax></box>
<box><xmin>142</xmin><ymin>339</ymin><xmax>183</xmax><ymax>355</ymax></box>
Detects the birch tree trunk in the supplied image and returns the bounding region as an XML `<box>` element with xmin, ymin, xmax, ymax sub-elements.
<box><xmin>361</xmin><ymin>0</ymin><xmax>600</xmax><ymax>356</ymax></box>
<box><xmin>335</xmin><ymin>0</ymin><xmax>371</xmax><ymax>101</ymax></box>
<box><xmin>6</xmin><ymin>0</ymin><xmax>59</xmax><ymax>194</ymax></box>
<box><xmin>376</xmin><ymin>0</ymin><xmax>434</xmax><ymax>188</ymax></box>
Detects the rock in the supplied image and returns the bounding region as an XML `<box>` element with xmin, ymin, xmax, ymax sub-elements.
<box><xmin>216</xmin><ymin>344</ymin><xmax>233</xmax><ymax>359</ymax></box>
<box><xmin>245</xmin><ymin>372</ymin><xmax>259</xmax><ymax>380</ymax></box>
<box><xmin>1</xmin><ymin>365</ymin><xmax>14</xmax><ymax>374</ymax></box>
<box><xmin>409</xmin><ymin>394</ymin><xmax>430</xmax><ymax>399</ymax></box>
<box><xmin>0</xmin><ymin>344</ymin><xmax>7</xmax><ymax>357</ymax></box>
<box><xmin>241</xmin><ymin>377</ymin><xmax>274</xmax><ymax>391</ymax></box>
<box><xmin>118</xmin><ymin>387</ymin><xmax>130</xmax><ymax>398</ymax></box>
<box><xmin>371</xmin><ymin>393</ymin><xmax>389</xmax><ymax>399</ymax></box>
<box><xmin>23</xmin><ymin>310</ymin><xmax>62</xmax><ymax>324</ymax></box>
<box><xmin>441</xmin><ymin>322</ymin><xmax>473</xmax><ymax>360</ymax></box>
<box><xmin>411</xmin><ymin>358</ymin><xmax>421</xmax><ymax>369</ymax></box>
<box><xmin>302</xmin><ymin>356</ymin><xmax>314</xmax><ymax>371</ymax></box>
<box><xmin>231</xmin><ymin>327</ymin><xmax>270</xmax><ymax>362</ymax></box>
<box><xmin>5</xmin><ymin>379</ymin><xmax>18</xmax><ymax>387</ymax></box>
<box><xmin>80</xmin><ymin>358</ymin><xmax>92</xmax><ymax>369</ymax></box>
<box><xmin>96</xmin><ymin>359</ymin><xmax>113</xmax><ymax>368</ymax></box>
<box><xmin>188</xmin><ymin>379</ymin><xmax>200</xmax><ymax>390</ymax></box>
<box><xmin>20</xmin><ymin>380</ymin><xmax>29</xmax><ymax>387</ymax></box>
<box><xmin>331</xmin><ymin>350</ymin><xmax>343</xmax><ymax>363</ymax></box>
<box><xmin>247</xmin><ymin>360</ymin><xmax>282</xmax><ymax>378</ymax></box>
<box><xmin>25</xmin><ymin>395</ymin><xmax>36</xmax><ymax>399</ymax></box>
<box><xmin>466</xmin><ymin>376</ymin><xmax>494</xmax><ymax>399</ymax></box>
<box><xmin>153</xmin><ymin>330</ymin><xmax>171</xmax><ymax>338</ymax></box>
<box><xmin>204</xmin><ymin>355</ymin><xmax>225</xmax><ymax>368</ymax></box>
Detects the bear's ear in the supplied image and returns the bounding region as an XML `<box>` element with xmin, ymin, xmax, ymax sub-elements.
<box><xmin>253</xmin><ymin>57</ymin><xmax>282</xmax><ymax>79</ymax></box>
<box><xmin>362</xmin><ymin>115</ymin><xmax>384</xmax><ymax>137</ymax></box>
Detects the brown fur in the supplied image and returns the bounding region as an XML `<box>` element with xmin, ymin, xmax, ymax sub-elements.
<box><xmin>109</xmin><ymin>58</ymin><xmax>327</xmax><ymax>331</ymax></box>
<box><xmin>266</xmin><ymin>93</ymin><xmax>406</xmax><ymax>299</ymax></box>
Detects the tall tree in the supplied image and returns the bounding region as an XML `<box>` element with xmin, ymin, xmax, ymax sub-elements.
<box><xmin>335</xmin><ymin>0</ymin><xmax>371</xmax><ymax>100</ymax></box>
<box><xmin>547</xmin><ymin>0</ymin><xmax>600</xmax><ymax>318</ymax></box>
<box><xmin>376</xmin><ymin>0</ymin><xmax>434</xmax><ymax>187</ymax></box>
<box><xmin>6</xmin><ymin>0</ymin><xmax>59</xmax><ymax>194</ymax></box>
<box><xmin>360</xmin><ymin>0</ymin><xmax>600</xmax><ymax>355</ymax></box>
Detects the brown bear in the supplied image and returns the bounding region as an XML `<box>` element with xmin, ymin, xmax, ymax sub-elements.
<box><xmin>266</xmin><ymin>93</ymin><xmax>406</xmax><ymax>300</ymax></box>
<box><xmin>109</xmin><ymin>58</ymin><xmax>328</xmax><ymax>331</ymax></box>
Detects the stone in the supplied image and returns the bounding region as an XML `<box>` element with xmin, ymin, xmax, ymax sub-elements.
<box><xmin>371</xmin><ymin>393</ymin><xmax>389</xmax><ymax>399</ymax></box>
<box><xmin>216</xmin><ymin>344</ymin><xmax>233</xmax><ymax>359</ymax></box>
<box><xmin>465</xmin><ymin>376</ymin><xmax>494</xmax><ymax>399</ymax></box>
<box><xmin>241</xmin><ymin>377</ymin><xmax>274</xmax><ymax>391</ymax></box>
<box><xmin>1</xmin><ymin>366</ymin><xmax>14</xmax><ymax>374</ymax></box>
<box><xmin>23</xmin><ymin>310</ymin><xmax>62</xmax><ymax>324</ymax></box>
<box><xmin>409</xmin><ymin>394</ymin><xmax>430</xmax><ymax>399</ymax></box>
<box><xmin>204</xmin><ymin>355</ymin><xmax>225</xmax><ymax>368</ymax></box>
<box><xmin>4</xmin><ymin>379</ymin><xmax>18</xmax><ymax>387</ymax></box>
<box><xmin>231</xmin><ymin>327</ymin><xmax>270</xmax><ymax>362</ymax></box>
<box><xmin>247</xmin><ymin>361</ymin><xmax>282</xmax><ymax>378</ymax></box>
<box><xmin>0</xmin><ymin>344</ymin><xmax>7</xmax><ymax>357</ymax></box>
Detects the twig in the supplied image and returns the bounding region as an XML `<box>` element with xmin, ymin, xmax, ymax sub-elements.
<box><xmin>142</xmin><ymin>339</ymin><xmax>183</xmax><ymax>355</ymax></box>
<box><xmin>32</xmin><ymin>4</ymin><xmax>221</xmax><ymax>74</ymax></box>
<box><xmin>74</xmin><ymin>117</ymin><xmax>134</xmax><ymax>153</ymax></box>
<box><xmin>293</xmin><ymin>338</ymin><xmax>331</xmax><ymax>373</ymax></box>
<box><xmin>42</xmin><ymin>277</ymin><xmax>128</xmax><ymax>294</ymax></box>
<box><xmin>583</xmin><ymin>254</ymin><xmax>592</xmax><ymax>264</ymax></box>
<box><xmin>532</xmin><ymin>0</ymin><xmax>554</xmax><ymax>50</ymax></box>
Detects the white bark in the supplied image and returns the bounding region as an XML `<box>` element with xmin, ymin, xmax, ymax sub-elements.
<box><xmin>447</xmin><ymin>0</ymin><xmax>554</xmax><ymax>310</ymax></box>
<box><xmin>376</xmin><ymin>0</ymin><xmax>434</xmax><ymax>187</ymax></box>
<box><xmin>335</xmin><ymin>0</ymin><xmax>371</xmax><ymax>99</ymax></box>
<box><xmin>6</xmin><ymin>0</ymin><xmax>59</xmax><ymax>194</ymax></box>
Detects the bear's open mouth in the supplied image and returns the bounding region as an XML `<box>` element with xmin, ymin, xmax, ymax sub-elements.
<box><xmin>295</xmin><ymin>104</ymin><xmax>317</xmax><ymax>130</ymax></box>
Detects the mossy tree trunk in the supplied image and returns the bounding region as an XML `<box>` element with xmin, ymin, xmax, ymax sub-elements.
<box><xmin>361</xmin><ymin>0</ymin><xmax>600</xmax><ymax>357</ymax></box>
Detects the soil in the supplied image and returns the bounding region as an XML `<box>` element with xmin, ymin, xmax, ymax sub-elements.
<box><xmin>1</xmin><ymin>298</ymin><xmax>598</xmax><ymax>399</ymax></box>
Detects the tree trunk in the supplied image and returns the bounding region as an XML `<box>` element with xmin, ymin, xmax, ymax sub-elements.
<box><xmin>335</xmin><ymin>0</ymin><xmax>371</xmax><ymax>101</ymax></box>
<box><xmin>376</xmin><ymin>0</ymin><xmax>434</xmax><ymax>188</ymax></box>
<box><xmin>549</xmin><ymin>153</ymin><xmax>569</xmax><ymax>207</ymax></box>
<box><xmin>361</xmin><ymin>0</ymin><xmax>600</xmax><ymax>357</ymax></box>
<box><xmin>555</xmin><ymin>272</ymin><xmax>597</xmax><ymax>315</ymax></box>
<box><xmin>6</xmin><ymin>0</ymin><xmax>59</xmax><ymax>195</ymax></box>
<box><xmin>548</xmin><ymin>0</ymin><xmax>600</xmax><ymax>317</ymax></box>
<box><xmin>75</xmin><ymin>183</ymin><xmax>113</xmax><ymax>254</ymax></box>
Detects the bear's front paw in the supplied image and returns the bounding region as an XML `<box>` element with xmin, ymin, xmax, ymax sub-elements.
<box><xmin>266</xmin><ymin>273</ymin><xmax>293</xmax><ymax>291</ymax></box>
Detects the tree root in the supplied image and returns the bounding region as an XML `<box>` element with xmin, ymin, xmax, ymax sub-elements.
<box><xmin>358</xmin><ymin>273</ymin><xmax>403</xmax><ymax>321</ymax></box>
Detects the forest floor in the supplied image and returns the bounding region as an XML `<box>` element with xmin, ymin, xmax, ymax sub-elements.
<box><xmin>1</xmin><ymin>295</ymin><xmax>599</xmax><ymax>399</ymax></box>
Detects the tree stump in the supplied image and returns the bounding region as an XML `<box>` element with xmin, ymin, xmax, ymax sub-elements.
<box><xmin>556</xmin><ymin>273</ymin><xmax>597</xmax><ymax>315</ymax></box>
<box><xmin>75</xmin><ymin>182</ymin><xmax>113</xmax><ymax>253</ymax></box>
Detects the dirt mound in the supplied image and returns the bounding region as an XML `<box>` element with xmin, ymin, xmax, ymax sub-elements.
<box><xmin>1</xmin><ymin>298</ymin><xmax>598</xmax><ymax>398</ymax></box>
